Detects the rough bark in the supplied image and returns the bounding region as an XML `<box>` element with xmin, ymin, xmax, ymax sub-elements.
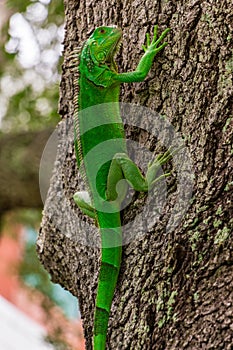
<box><xmin>38</xmin><ymin>1</ymin><xmax>233</xmax><ymax>349</ymax></box>
<box><xmin>0</xmin><ymin>128</ymin><xmax>54</xmax><ymax>215</ymax></box>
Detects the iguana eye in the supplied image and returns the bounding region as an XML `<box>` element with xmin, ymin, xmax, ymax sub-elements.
<box><xmin>99</xmin><ymin>28</ymin><xmax>106</xmax><ymax>34</ymax></box>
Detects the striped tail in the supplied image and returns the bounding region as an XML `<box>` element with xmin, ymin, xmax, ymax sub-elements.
<box><xmin>93</xmin><ymin>211</ymin><xmax>122</xmax><ymax>350</ymax></box>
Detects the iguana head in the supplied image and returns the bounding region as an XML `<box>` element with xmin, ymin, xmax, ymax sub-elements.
<box><xmin>84</xmin><ymin>26</ymin><xmax>122</xmax><ymax>70</ymax></box>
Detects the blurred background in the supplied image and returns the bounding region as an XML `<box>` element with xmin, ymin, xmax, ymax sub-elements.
<box><xmin>0</xmin><ymin>0</ymin><xmax>85</xmax><ymax>349</ymax></box>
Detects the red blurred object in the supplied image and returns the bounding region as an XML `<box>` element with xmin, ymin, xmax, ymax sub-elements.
<box><xmin>0</xmin><ymin>220</ymin><xmax>85</xmax><ymax>350</ymax></box>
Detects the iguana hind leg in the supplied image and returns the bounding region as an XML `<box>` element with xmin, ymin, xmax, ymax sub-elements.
<box><xmin>73</xmin><ymin>191</ymin><xmax>96</xmax><ymax>219</ymax></box>
<box><xmin>107</xmin><ymin>150</ymin><xmax>173</xmax><ymax>201</ymax></box>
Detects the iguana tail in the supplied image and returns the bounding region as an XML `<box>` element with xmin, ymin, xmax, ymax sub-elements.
<box><xmin>93</xmin><ymin>211</ymin><xmax>122</xmax><ymax>350</ymax></box>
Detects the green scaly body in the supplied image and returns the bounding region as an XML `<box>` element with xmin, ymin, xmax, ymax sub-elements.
<box><xmin>73</xmin><ymin>25</ymin><xmax>170</xmax><ymax>349</ymax></box>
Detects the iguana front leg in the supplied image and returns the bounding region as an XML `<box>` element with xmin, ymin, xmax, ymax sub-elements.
<box><xmin>113</xmin><ymin>25</ymin><xmax>170</xmax><ymax>83</ymax></box>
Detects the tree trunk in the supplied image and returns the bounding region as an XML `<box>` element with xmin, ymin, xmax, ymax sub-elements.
<box><xmin>37</xmin><ymin>1</ymin><xmax>233</xmax><ymax>349</ymax></box>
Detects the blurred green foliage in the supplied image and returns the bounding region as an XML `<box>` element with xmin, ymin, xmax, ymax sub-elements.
<box><xmin>6</xmin><ymin>0</ymin><xmax>32</xmax><ymax>14</ymax></box>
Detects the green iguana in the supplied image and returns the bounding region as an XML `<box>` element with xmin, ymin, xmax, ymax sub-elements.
<box><xmin>73</xmin><ymin>25</ymin><xmax>171</xmax><ymax>350</ymax></box>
